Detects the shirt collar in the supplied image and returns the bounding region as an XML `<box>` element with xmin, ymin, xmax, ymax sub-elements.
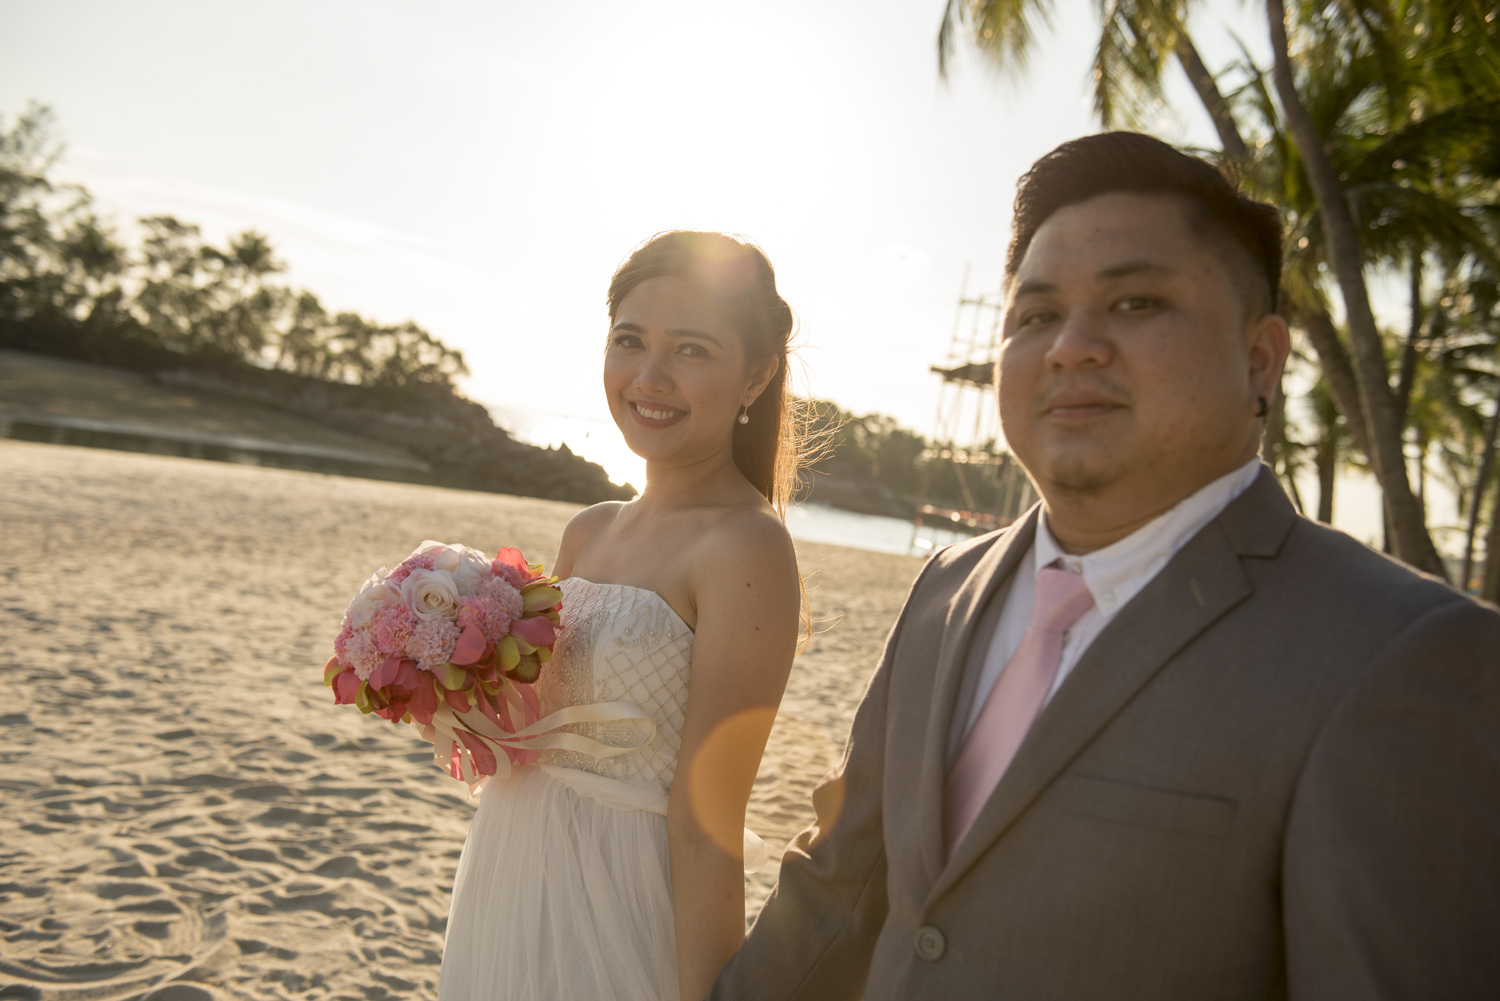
<box><xmin>1033</xmin><ymin>458</ymin><xmax>1263</xmax><ymax>619</ymax></box>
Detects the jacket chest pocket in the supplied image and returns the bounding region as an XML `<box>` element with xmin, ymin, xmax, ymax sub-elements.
<box><xmin>1058</xmin><ymin>775</ymin><xmax>1239</xmax><ymax>839</ymax></box>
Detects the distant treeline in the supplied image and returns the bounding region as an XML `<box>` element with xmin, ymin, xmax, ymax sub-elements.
<box><xmin>801</xmin><ymin>399</ymin><xmax>1028</xmax><ymax>520</ymax></box>
<box><xmin>1</xmin><ymin>104</ymin><xmax>465</xmax><ymax>397</ymax></box>
<box><xmin>0</xmin><ymin>103</ymin><xmax>630</xmax><ymax>505</ymax></box>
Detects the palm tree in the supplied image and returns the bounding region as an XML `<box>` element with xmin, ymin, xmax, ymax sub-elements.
<box><xmin>1300</xmin><ymin>376</ymin><xmax>1349</xmax><ymax>523</ymax></box>
<box><xmin>938</xmin><ymin>0</ymin><xmax>1247</xmax><ymax>155</ymax></box>
<box><xmin>1465</xmin><ymin>396</ymin><xmax>1500</xmax><ymax>590</ymax></box>
<box><xmin>939</xmin><ymin>0</ymin><xmax>1498</xmax><ymax>577</ymax></box>
<box><xmin>1265</xmin><ymin>0</ymin><xmax>1410</xmax><ymax>557</ymax></box>
<box><xmin>1262</xmin><ymin>0</ymin><xmax>1498</xmax><ymax>576</ymax></box>
<box><xmin>1440</xmin><ymin>258</ymin><xmax>1500</xmax><ymax>593</ymax></box>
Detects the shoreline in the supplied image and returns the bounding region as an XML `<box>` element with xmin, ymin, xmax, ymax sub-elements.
<box><xmin>0</xmin><ymin>348</ymin><xmax>955</xmax><ymax>541</ymax></box>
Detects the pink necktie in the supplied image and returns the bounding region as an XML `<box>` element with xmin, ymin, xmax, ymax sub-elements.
<box><xmin>944</xmin><ymin>565</ymin><xmax>1094</xmax><ymax>856</ymax></box>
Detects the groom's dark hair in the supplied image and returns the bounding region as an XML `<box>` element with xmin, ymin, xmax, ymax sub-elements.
<box><xmin>1006</xmin><ymin>132</ymin><xmax>1284</xmax><ymax>315</ymax></box>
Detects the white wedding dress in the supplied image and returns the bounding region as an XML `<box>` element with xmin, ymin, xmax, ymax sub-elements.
<box><xmin>438</xmin><ymin>578</ymin><xmax>700</xmax><ymax>1000</ymax></box>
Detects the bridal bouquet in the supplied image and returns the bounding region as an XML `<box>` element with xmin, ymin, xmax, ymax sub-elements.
<box><xmin>324</xmin><ymin>541</ymin><xmax>564</xmax><ymax>784</ymax></box>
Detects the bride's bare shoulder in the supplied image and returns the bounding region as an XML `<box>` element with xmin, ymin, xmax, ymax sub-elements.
<box><xmin>556</xmin><ymin>501</ymin><xmax>627</xmax><ymax>576</ymax></box>
<box><xmin>568</xmin><ymin>500</ymin><xmax>628</xmax><ymax>534</ymax></box>
<box><xmin>690</xmin><ymin>504</ymin><xmax>796</xmax><ymax>583</ymax></box>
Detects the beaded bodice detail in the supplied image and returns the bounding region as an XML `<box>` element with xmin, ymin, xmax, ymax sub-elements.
<box><xmin>535</xmin><ymin>579</ymin><xmax>693</xmax><ymax>788</ymax></box>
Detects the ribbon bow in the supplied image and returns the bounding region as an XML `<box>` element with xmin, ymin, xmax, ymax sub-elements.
<box><xmin>421</xmin><ymin>681</ymin><xmax>656</xmax><ymax>795</ymax></box>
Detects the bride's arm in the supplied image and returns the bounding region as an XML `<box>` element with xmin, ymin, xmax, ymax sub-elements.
<box><xmin>668</xmin><ymin>510</ymin><xmax>800</xmax><ymax>1001</ymax></box>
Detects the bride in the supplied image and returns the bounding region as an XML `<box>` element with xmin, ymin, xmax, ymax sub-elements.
<box><xmin>439</xmin><ymin>231</ymin><xmax>805</xmax><ymax>1000</ymax></box>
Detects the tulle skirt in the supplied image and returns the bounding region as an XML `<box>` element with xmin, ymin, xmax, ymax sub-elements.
<box><xmin>438</xmin><ymin>765</ymin><xmax>678</xmax><ymax>1001</ymax></box>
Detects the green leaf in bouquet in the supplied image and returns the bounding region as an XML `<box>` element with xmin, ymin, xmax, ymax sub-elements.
<box><xmin>522</xmin><ymin>584</ymin><xmax>563</xmax><ymax>612</ymax></box>
<box><xmin>433</xmin><ymin>661</ymin><xmax>468</xmax><ymax>691</ymax></box>
<box><xmin>496</xmin><ymin>635</ymin><xmax>521</xmax><ymax>671</ymax></box>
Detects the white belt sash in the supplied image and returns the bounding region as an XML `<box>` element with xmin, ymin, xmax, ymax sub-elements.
<box><xmin>535</xmin><ymin>765</ymin><xmax>768</xmax><ymax>872</ymax></box>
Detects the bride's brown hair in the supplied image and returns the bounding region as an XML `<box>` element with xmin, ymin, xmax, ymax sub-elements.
<box><xmin>606</xmin><ymin>231</ymin><xmax>804</xmax><ymax>513</ymax></box>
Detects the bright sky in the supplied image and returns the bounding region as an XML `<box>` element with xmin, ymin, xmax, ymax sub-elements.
<box><xmin>7</xmin><ymin>0</ymin><xmax>1405</xmax><ymax>543</ymax></box>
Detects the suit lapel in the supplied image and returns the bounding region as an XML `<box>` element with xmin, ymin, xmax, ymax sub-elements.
<box><xmin>914</xmin><ymin>507</ymin><xmax>1039</xmax><ymax>884</ymax></box>
<box><xmin>926</xmin><ymin>469</ymin><xmax>1296</xmax><ymax>902</ymax></box>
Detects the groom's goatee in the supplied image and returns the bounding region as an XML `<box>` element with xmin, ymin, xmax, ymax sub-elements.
<box><xmin>1043</xmin><ymin>454</ymin><xmax>1241</xmax><ymax>502</ymax></box>
<box><xmin>1045</xmin><ymin>460</ymin><xmax>1114</xmax><ymax>497</ymax></box>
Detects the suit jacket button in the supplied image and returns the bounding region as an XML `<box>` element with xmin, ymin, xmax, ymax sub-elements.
<box><xmin>914</xmin><ymin>925</ymin><xmax>946</xmax><ymax>961</ymax></box>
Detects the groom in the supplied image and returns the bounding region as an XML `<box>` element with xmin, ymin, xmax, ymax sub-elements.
<box><xmin>711</xmin><ymin>132</ymin><xmax>1500</xmax><ymax>999</ymax></box>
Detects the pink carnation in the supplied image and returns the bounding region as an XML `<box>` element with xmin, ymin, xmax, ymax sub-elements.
<box><xmin>343</xmin><ymin>629</ymin><xmax>385</xmax><ymax>680</ymax></box>
<box><xmin>405</xmin><ymin>617</ymin><xmax>461</xmax><ymax>672</ymax></box>
<box><xmin>369</xmin><ymin>602</ymin><xmax>418</xmax><ymax>655</ymax></box>
<box><xmin>481</xmin><ymin>576</ymin><xmax>524</xmax><ymax>616</ymax></box>
<box><xmin>490</xmin><ymin>560</ymin><xmax>528</xmax><ymax>589</ymax></box>
<box><xmin>333</xmin><ymin>618</ymin><xmax>355</xmax><ymax>661</ymax></box>
<box><xmin>388</xmin><ymin>552</ymin><xmax>437</xmax><ymax>584</ymax></box>
<box><xmin>458</xmin><ymin>593</ymin><xmax>515</xmax><ymax>642</ymax></box>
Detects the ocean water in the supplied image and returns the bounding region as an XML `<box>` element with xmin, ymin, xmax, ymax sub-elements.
<box><xmin>785</xmin><ymin>502</ymin><xmax>974</xmax><ymax>558</ymax></box>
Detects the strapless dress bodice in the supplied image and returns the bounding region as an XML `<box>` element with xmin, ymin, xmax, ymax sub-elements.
<box><xmin>533</xmin><ymin>578</ymin><xmax>693</xmax><ymax>789</ymax></box>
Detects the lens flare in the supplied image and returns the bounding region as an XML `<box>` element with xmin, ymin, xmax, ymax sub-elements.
<box><xmin>686</xmin><ymin>706</ymin><xmax>779</xmax><ymax>858</ymax></box>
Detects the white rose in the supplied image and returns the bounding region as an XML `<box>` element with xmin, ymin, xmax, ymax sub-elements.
<box><xmin>401</xmin><ymin>568</ymin><xmax>460</xmax><ymax>622</ymax></box>
<box><xmin>346</xmin><ymin>575</ymin><xmax>399</xmax><ymax>626</ymax></box>
<box><xmin>430</xmin><ymin>544</ymin><xmax>490</xmax><ymax>596</ymax></box>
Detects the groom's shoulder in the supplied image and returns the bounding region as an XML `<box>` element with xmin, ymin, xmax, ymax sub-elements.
<box><xmin>1213</xmin><ymin>468</ymin><xmax>1476</xmax><ymax>621</ymax></box>
<box><xmin>916</xmin><ymin>519</ymin><xmax>1028</xmax><ymax>590</ymax></box>
<box><xmin>932</xmin><ymin>523</ymin><xmax>1016</xmax><ymax>564</ymax></box>
<box><xmin>1272</xmin><ymin>510</ymin><xmax>1494</xmax><ymax>628</ymax></box>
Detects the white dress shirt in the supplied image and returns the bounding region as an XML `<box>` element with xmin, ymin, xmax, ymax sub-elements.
<box><xmin>959</xmin><ymin>458</ymin><xmax>1264</xmax><ymax>738</ymax></box>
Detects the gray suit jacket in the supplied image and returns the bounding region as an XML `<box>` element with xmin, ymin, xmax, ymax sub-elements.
<box><xmin>712</xmin><ymin>469</ymin><xmax>1500</xmax><ymax>999</ymax></box>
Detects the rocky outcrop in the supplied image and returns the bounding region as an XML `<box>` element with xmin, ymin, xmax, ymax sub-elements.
<box><xmin>1</xmin><ymin>321</ymin><xmax>633</xmax><ymax>505</ymax></box>
<box><xmin>151</xmin><ymin>367</ymin><xmax>634</xmax><ymax>504</ymax></box>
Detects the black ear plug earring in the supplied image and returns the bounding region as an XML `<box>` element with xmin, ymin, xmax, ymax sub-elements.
<box><xmin>1255</xmin><ymin>396</ymin><xmax>1269</xmax><ymax>419</ymax></box>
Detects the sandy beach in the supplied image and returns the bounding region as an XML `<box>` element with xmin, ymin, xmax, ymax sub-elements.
<box><xmin>0</xmin><ymin>440</ymin><xmax>923</xmax><ymax>1001</ymax></box>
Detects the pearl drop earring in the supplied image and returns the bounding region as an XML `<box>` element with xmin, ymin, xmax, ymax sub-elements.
<box><xmin>738</xmin><ymin>407</ymin><xmax>750</xmax><ymax>425</ymax></box>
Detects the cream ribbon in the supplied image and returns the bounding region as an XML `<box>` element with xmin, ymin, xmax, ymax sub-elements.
<box><xmin>421</xmin><ymin>691</ymin><xmax>656</xmax><ymax>789</ymax></box>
